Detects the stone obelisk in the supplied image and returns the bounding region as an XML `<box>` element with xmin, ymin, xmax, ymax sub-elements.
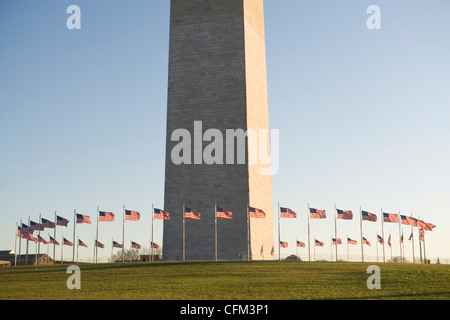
<box><xmin>163</xmin><ymin>0</ymin><xmax>274</xmax><ymax>261</ymax></box>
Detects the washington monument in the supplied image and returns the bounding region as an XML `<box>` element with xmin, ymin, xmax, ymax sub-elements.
<box><xmin>163</xmin><ymin>0</ymin><xmax>274</xmax><ymax>261</ymax></box>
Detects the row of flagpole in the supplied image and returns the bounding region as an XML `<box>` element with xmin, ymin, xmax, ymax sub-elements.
<box><xmin>14</xmin><ymin>202</ymin><xmax>435</xmax><ymax>265</ymax></box>
<box><xmin>277</xmin><ymin>203</ymin><xmax>435</xmax><ymax>263</ymax></box>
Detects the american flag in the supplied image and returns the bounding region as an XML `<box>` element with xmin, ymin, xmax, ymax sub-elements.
<box><xmin>347</xmin><ymin>237</ymin><xmax>357</xmax><ymax>245</ymax></box>
<box><xmin>27</xmin><ymin>234</ymin><xmax>38</xmax><ymax>243</ymax></box>
<box><xmin>99</xmin><ymin>211</ymin><xmax>115</xmax><ymax>222</ymax></box>
<box><xmin>154</xmin><ymin>208</ymin><xmax>170</xmax><ymax>220</ymax></box>
<box><xmin>49</xmin><ymin>236</ymin><xmax>60</xmax><ymax>246</ymax></box>
<box><xmin>112</xmin><ymin>241</ymin><xmax>123</xmax><ymax>249</ymax></box>
<box><xmin>78</xmin><ymin>239</ymin><xmax>88</xmax><ymax>248</ymax></box>
<box><xmin>125</xmin><ymin>210</ymin><xmax>141</xmax><ymax>221</ymax></box>
<box><xmin>401</xmin><ymin>215</ymin><xmax>417</xmax><ymax>227</ymax></box>
<box><xmin>363</xmin><ymin>237</ymin><xmax>371</xmax><ymax>246</ymax></box>
<box><xmin>184</xmin><ymin>207</ymin><xmax>201</xmax><ymax>220</ymax></box>
<box><xmin>280</xmin><ymin>241</ymin><xmax>288</xmax><ymax>248</ymax></box>
<box><xmin>95</xmin><ymin>240</ymin><xmax>105</xmax><ymax>248</ymax></box>
<box><xmin>387</xmin><ymin>234</ymin><xmax>392</xmax><ymax>247</ymax></box>
<box><xmin>76</xmin><ymin>213</ymin><xmax>92</xmax><ymax>224</ymax></box>
<box><xmin>40</xmin><ymin>218</ymin><xmax>55</xmax><ymax>228</ymax></box>
<box><xmin>249</xmin><ymin>206</ymin><xmax>266</xmax><ymax>218</ymax></box>
<box><xmin>63</xmin><ymin>238</ymin><xmax>73</xmax><ymax>247</ymax></box>
<box><xmin>418</xmin><ymin>220</ymin><xmax>436</xmax><ymax>231</ymax></box>
<box><xmin>280</xmin><ymin>207</ymin><xmax>297</xmax><ymax>218</ymax></box>
<box><xmin>408</xmin><ymin>232</ymin><xmax>413</xmax><ymax>241</ymax></box>
<box><xmin>131</xmin><ymin>241</ymin><xmax>141</xmax><ymax>249</ymax></box>
<box><xmin>383</xmin><ymin>212</ymin><xmax>399</xmax><ymax>223</ymax></box>
<box><xmin>336</xmin><ymin>209</ymin><xmax>353</xmax><ymax>220</ymax></box>
<box><xmin>419</xmin><ymin>228</ymin><xmax>425</xmax><ymax>241</ymax></box>
<box><xmin>362</xmin><ymin>210</ymin><xmax>377</xmax><ymax>222</ymax></box>
<box><xmin>297</xmin><ymin>240</ymin><xmax>306</xmax><ymax>248</ymax></box>
<box><xmin>20</xmin><ymin>223</ymin><xmax>30</xmax><ymax>237</ymax></box>
<box><xmin>216</xmin><ymin>207</ymin><xmax>232</xmax><ymax>220</ymax></box>
<box><xmin>310</xmin><ymin>208</ymin><xmax>326</xmax><ymax>219</ymax></box>
<box><xmin>151</xmin><ymin>242</ymin><xmax>160</xmax><ymax>249</ymax></box>
<box><xmin>377</xmin><ymin>234</ymin><xmax>384</xmax><ymax>244</ymax></box>
<box><xmin>57</xmin><ymin>215</ymin><xmax>69</xmax><ymax>227</ymax></box>
<box><xmin>29</xmin><ymin>220</ymin><xmax>44</xmax><ymax>232</ymax></box>
<box><xmin>332</xmin><ymin>238</ymin><xmax>342</xmax><ymax>245</ymax></box>
<box><xmin>315</xmin><ymin>239</ymin><xmax>324</xmax><ymax>247</ymax></box>
<box><xmin>37</xmin><ymin>235</ymin><xmax>48</xmax><ymax>245</ymax></box>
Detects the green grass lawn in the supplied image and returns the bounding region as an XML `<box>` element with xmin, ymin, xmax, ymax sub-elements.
<box><xmin>0</xmin><ymin>261</ymin><xmax>449</xmax><ymax>300</ymax></box>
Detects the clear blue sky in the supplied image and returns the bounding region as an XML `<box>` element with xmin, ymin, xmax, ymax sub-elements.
<box><xmin>1</xmin><ymin>0</ymin><xmax>449</xmax><ymax>263</ymax></box>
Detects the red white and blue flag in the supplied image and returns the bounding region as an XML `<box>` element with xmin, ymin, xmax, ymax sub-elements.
<box><xmin>336</xmin><ymin>209</ymin><xmax>353</xmax><ymax>220</ymax></box>
<box><xmin>310</xmin><ymin>208</ymin><xmax>326</xmax><ymax>219</ymax></box>
<box><xmin>30</xmin><ymin>220</ymin><xmax>44</xmax><ymax>232</ymax></box>
<box><xmin>401</xmin><ymin>215</ymin><xmax>417</xmax><ymax>227</ymax></box>
<box><xmin>377</xmin><ymin>234</ymin><xmax>384</xmax><ymax>244</ymax></box>
<box><xmin>363</xmin><ymin>237</ymin><xmax>371</xmax><ymax>246</ymax></box>
<box><xmin>113</xmin><ymin>241</ymin><xmax>123</xmax><ymax>249</ymax></box>
<box><xmin>315</xmin><ymin>239</ymin><xmax>325</xmax><ymax>247</ymax></box>
<box><xmin>37</xmin><ymin>235</ymin><xmax>48</xmax><ymax>245</ymax></box>
<box><xmin>383</xmin><ymin>212</ymin><xmax>399</xmax><ymax>223</ymax></box>
<box><xmin>216</xmin><ymin>207</ymin><xmax>233</xmax><ymax>220</ymax></box>
<box><xmin>63</xmin><ymin>238</ymin><xmax>73</xmax><ymax>247</ymax></box>
<box><xmin>151</xmin><ymin>242</ymin><xmax>160</xmax><ymax>249</ymax></box>
<box><xmin>49</xmin><ymin>236</ymin><xmax>60</xmax><ymax>246</ymax></box>
<box><xmin>332</xmin><ymin>238</ymin><xmax>342</xmax><ymax>245</ymax></box>
<box><xmin>131</xmin><ymin>241</ymin><xmax>141</xmax><ymax>249</ymax></box>
<box><xmin>78</xmin><ymin>239</ymin><xmax>88</xmax><ymax>248</ymax></box>
<box><xmin>280</xmin><ymin>207</ymin><xmax>297</xmax><ymax>218</ymax></box>
<box><xmin>95</xmin><ymin>240</ymin><xmax>105</xmax><ymax>248</ymax></box>
<box><xmin>184</xmin><ymin>207</ymin><xmax>201</xmax><ymax>220</ymax></box>
<box><xmin>125</xmin><ymin>210</ymin><xmax>140</xmax><ymax>221</ymax></box>
<box><xmin>40</xmin><ymin>218</ymin><xmax>55</xmax><ymax>229</ymax></box>
<box><xmin>362</xmin><ymin>210</ymin><xmax>377</xmax><ymax>222</ymax></box>
<box><xmin>249</xmin><ymin>206</ymin><xmax>266</xmax><ymax>218</ymax></box>
<box><xmin>297</xmin><ymin>240</ymin><xmax>306</xmax><ymax>248</ymax></box>
<box><xmin>57</xmin><ymin>216</ymin><xmax>69</xmax><ymax>227</ymax></box>
<box><xmin>347</xmin><ymin>237</ymin><xmax>357</xmax><ymax>245</ymax></box>
<box><xmin>76</xmin><ymin>214</ymin><xmax>91</xmax><ymax>224</ymax></box>
<box><xmin>99</xmin><ymin>211</ymin><xmax>115</xmax><ymax>222</ymax></box>
<box><xmin>280</xmin><ymin>241</ymin><xmax>288</xmax><ymax>248</ymax></box>
<box><xmin>154</xmin><ymin>208</ymin><xmax>170</xmax><ymax>220</ymax></box>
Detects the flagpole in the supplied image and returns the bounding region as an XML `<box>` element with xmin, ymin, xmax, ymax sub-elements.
<box><xmin>247</xmin><ymin>202</ymin><xmax>250</xmax><ymax>262</ymax></box>
<box><xmin>18</xmin><ymin>219</ymin><xmax>22</xmax><ymax>266</ymax></box>
<box><xmin>390</xmin><ymin>233</ymin><xmax>393</xmax><ymax>262</ymax></box>
<box><xmin>37</xmin><ymin>213</ymin><xmax>41</xmax><ymax>266</ymax></box>
<box><xmin>182</xmin><ymin>202</ymin><xmax>186</xmax><ymax>262</ymax></box>
<box><xmin>61</xmin><ymin>234</ymin><xmax>64</xmax><ymax>264</ymax></box>
<box><xmin>95</xmin><ymin>206</ymin><xmax>99</xmax><ymax>263</ymax></box>
<box><xmin>347</xmin><ymin>234</ymin><xmax>349</xmax><ymax>262</ymax></box>
<box><xmin>151</xmin><ymin>203</ymin><xmax>154</xmax><ymax>262</ymax></box>
<box><xmin>26</xmin><ymin>216</ymin><xmax>30</xmax><ymax>265</ymax></box>
<box><xmin>122</xmin><ymin>205</ymin><xmax>125</xmax><ymax>263</ymax></box>
<box><xmin>296</xmin><ymin>237</ymin><xmax>298</xmax><ymax>261</ymax></box>
<box><xmin>334</xmin><ymin>204</ymin><xmax>338</xmax><ymax>262</ymax></box>
<box><xmin>14</xmin><ymin>222</ymin><xmax>18</xmax><ymax>266</ymax></box>
<box><xmin>411</xmin><ymin>214</ymin><xmax>415</xmax><ymax>263</ymax></box>
<box><xmin>380</xmin><ymin>208</ymin><xmax>385</xmax><ymax>263</ymax></box>
<box><xmin>313</xmin><ymin>237</ymin><xmax>316</xmax><ymax>261</ymax></box>
<box><xmin>330</xmin><ymin>236</ymin><xmax>333</xmax><ymax>261</ymax></box>
<box><xmin>359</xmin><ymin>206</ymin><xmax>364</xmax><ymax>262</ymax></box>
<box><xmin>398</xmin><ymin>210</ymin><xmax>402</xmax><ymax>263</ymax></box>
<box><xmin>214</xmin><ymin>202</ymin><xmax>217</xmax><ymax>262</ymax></box>
<box><xmin>76</xmin><ymin>235</ymin><xmax>79</xmax><ymax>264</ymax></box>
<box><xmin>278</xmin><ymin>202</ymin><xmax>281</xmax><ymax>262</ymax></box>
<box><xmin>72</xmin><ymin>209</ymin><xmax>76</xmax><ymax>263</ymax></box>
<box><xmin>307</xmin><ymin>203</ymin><xmax>311</xmax><ymax>262</ymax></box>
<box><xmin>423</xmin><ymin>230</ymin><xmax>427</xmax><ymax>263</ymax></box>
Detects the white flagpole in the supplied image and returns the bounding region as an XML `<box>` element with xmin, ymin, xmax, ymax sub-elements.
<box><xmin>411</xmin><ymin>213</ymin><xmax>415</xmax><ymax>262</ymax></box>
<box><xmin>72</xmin><ymin>209</ymin><xmax>76</xmax><ymax>263</ymax></box>
<box><xmin>37</xmin><ymin>213</ymin><xmax>41</xmax><ymax>266</ymax></box>
<box><xmin>111</xmin><ymin>238</ymin><xmax>113</xmax><ymax>263</ymax></box>
<box><xmin>398</xmin><ymin>210</ymin><xmax>402</xmax><ymax>262</ymax></box>
<box><xmin>247</xmin><ymin>202</ymin><xmax>250</xmax><ymax>262</ymax></box>
<box><xmin>18</xmin><ymin>219</ymin><xmax>22</xmax><ymax>266</ymax></box>
<box><xmin>334</xmin><ymin>204</ymin><xmax>338</xmax><ymax>262</ymax></box>
<box><xmin>14</xmin><ymin>222</ymin><xmax>18</xmax><ymax>266</ymax></box>
<box><xmin>183</xmin><ymin>202</ymin><xmax>186</xmax><ymax>262</ymax></box>
<box><xmin>215</xmin><ymin>202</ymin><xmax>217</xmax><ymax>262</ymax></box>
<box><xmin>26</xmin><ymin>216</ymin><xmax>30</xmax><ymax>265</ymax></box>
<box><xmin>307</xmin><ymin>203</ymin><xmax>311</xmax><ymax>262</ymax></box>
<box><xmin>296</xmin><ymin>237</ymin><xmax>298</xmax><ymax>261</ymax></box>
<box><xmin>151</xmin><ymin>203</ymin><xmax>154</xmax><ymax>262</ymax></box>
<box><xmin>359</xmin><ymin>206</ymin><xmax>364</xmax><ymax>262</ymax></box>
<box><xmin>76</xmin><ymin>235</ymin><xmax>79</xmax><ymax>264</ymax></box>
<box><xmin>96</xmin><ymin>206</ymin><xmax>99</xmax><ymax>263</ymax></box>
<box><xmin>278</xmin><ymin>202</ymin><xmax>281</xmax><ymax>262</ymax></box>
<box><xmin>61</xmin><ymin>234</ymin><xmax>64</xmax><ymax>264</ymax></box>
<box><xmin>381</xmin><ymin>208</ymin><xmax>385</xmax><ymax>263</ymax></box>
<box><xmin>122</xmin><ymin>205</ymin><xmax>125</xmax><ymax>263</ymax></box>
<box><xmin>347</xmin><ymin>234</ymin><xmax>349</xmax><ymax>261</ymax></box>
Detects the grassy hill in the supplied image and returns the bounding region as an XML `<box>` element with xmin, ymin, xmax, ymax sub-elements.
<box><xmin>0</xmin><ymin>261</ymin><xmax>449</xmax><ymax>300</ymax></box>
